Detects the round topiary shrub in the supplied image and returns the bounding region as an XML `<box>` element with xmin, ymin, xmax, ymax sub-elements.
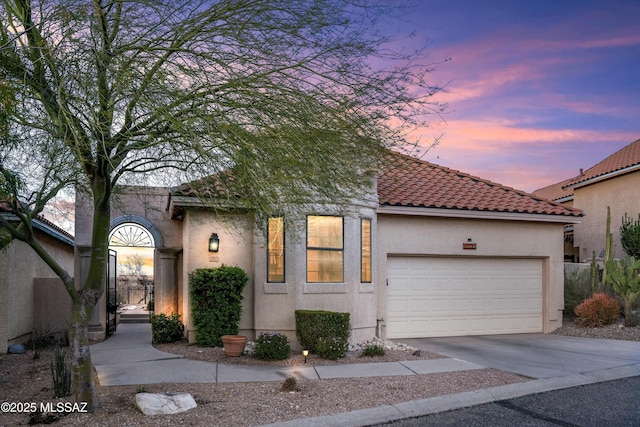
<box><xmin>253</xmin><ymin>332</ymin><xmax>291</xmax><ymax>361</ymax></box>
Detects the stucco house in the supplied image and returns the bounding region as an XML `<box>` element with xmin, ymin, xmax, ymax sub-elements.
<box><xmin>0</xmin><ymin>205</ymin><xmax>75</xmax><ymax>353</ymax></box>
<box><xmin>77</xmin><ymin>151</ymin><xmax>582</xmax><ymax>344</ymax></box>
<box><xmin>533</xmin><ymin>138</ymin><xmax>640</xmax><ymax>263</ymax></box>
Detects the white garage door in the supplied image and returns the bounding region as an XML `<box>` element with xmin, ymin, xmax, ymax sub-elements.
<box><xmin>387</xmin><ymin>256</ymin><xmax>542</xmax><ymax>338</ymax></box>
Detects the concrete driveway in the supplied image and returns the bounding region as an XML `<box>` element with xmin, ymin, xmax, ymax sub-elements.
<box><xmin>399</xmin><ymin>333</ymin><xmax>640</xmax><ymax>379</ymax></box>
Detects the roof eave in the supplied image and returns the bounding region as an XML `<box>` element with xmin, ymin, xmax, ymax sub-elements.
<box><xmin>0</xmin><ymin>212</ymin><xmax>75</xmax><ymax>246</ymax></box>
<box><xmin>566</xmin><ymin>163</ymin><xmax>640</xmax><ymax>190</ymax></box>
<box><xmin>554</xmin><ymin>195</ymin><xmax>574</xmax><ymax>204</ymax></box>
<box><xmin>376</xmin><ymin>205</ymin><xmax>583</xmax><ymax>224</ymax></box>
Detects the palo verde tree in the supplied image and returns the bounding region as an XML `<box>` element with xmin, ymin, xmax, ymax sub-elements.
<box><xmin>0</xmin><ymin>0</ymin><xmax>445</xmax><ymax>408</ymax></box>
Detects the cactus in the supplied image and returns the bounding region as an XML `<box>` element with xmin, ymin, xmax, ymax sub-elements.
<box><xmin>590</xmin><ymin>251</ymin><xmax>599</xmax><ymax>293</ymax></box>
<box><xmin>602</xmin><ymin>207</ymin><xmax>613</xmax><ymax>288</ymax></box>
<box><xmin>605</xmin><ymin>256</ymin><xmax>640</xmax><ymax>326</ymax></box>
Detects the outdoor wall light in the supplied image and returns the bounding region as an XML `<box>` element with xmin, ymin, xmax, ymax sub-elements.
<box><xmin>302</xmin><ymin>349</ymin><xmax>309</xmax><ymax>364</ymax></box>
<box><xmin>208</xmin><ymin>233</ymin><xmax>220</xmax><ymax>252</ymax></box>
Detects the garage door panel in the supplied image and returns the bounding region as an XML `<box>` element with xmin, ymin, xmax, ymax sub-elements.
<box><xmin>387</xmin><ymin>257</ymin><xmax>543</xmax><ymax>338</ymax></box>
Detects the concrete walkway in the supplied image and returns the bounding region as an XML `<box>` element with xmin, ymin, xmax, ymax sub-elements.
<box><xmin>91</xmin><ymin>324</ymin><xmax>640</xmax><ymax>426</ymax></box>
<box><xmin>91</xmin><ymin>323</ymin><xmax>484</xmax><ymax>386</ymax></box>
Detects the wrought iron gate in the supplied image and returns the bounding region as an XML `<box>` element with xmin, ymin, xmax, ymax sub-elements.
<box><xmin>106</xmin><ymin>249</ymin><xmax>118</xmax><ymax>338</ymax></box>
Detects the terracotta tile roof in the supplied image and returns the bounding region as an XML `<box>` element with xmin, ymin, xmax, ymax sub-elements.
<box><xmin>0</xmin><ymin>200</ymin><xmax>75</xmax><ymax>243</ymax></box>
<box><xmin>378</xmin><ymin>152</ymin><xmax>582</xmax><ymax>218</ymax></box>
<box><xmin>566</xmin><ymin>138</ymin><xmax>640</xmax><ymax>188</ymax></box>
<box><xmin>531</xmin><ymin>176</ymin><xmax>577</xmax><ymax>202</ymax></box>
<box><xmin>531</xmin><ymin>138</ymin><xmax>640</xmax><ymax>199</ymax></box>
<box><xmin>172</xmin><ymin>170</ymin><xmax>239</xmax><ymax>199</ymax></box>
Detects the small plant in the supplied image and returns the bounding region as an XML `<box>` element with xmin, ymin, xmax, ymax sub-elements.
<box><xmin>574</xmin><ymin>292</ymin><xmax>621</xmax><ymax>327</ymax></box>
<box><xmin>361</xmin><ymin>344</ymin><xmax>385</xmax><ymax>357</ymax></box>
<box><xmin>51</xmin><ymin>346</ymin><xmax>71</xmax><ymax>398</ymax></box>
<box><xmin>150</xmin><ymin>313</ymin><xmax>184</xmax><ymax>344</ymax></box>
<box><xmin>280</xmin><ymin>376</ymin><xmax>298</xmax><ymax>392</ymax></box>
<box><xmin>315</xmin><ymin>336</ymin><xmax>348</xmax><ymax>360</ymax></box>
<box><xmin>253</xmin><ymin>332</ymin><xmax>291</xmax><ymax>361</ymax></box>
<box><xmin>136</xmin><ymin>385</ymin><xmax>148</xmax><ymax>394</ymax></box>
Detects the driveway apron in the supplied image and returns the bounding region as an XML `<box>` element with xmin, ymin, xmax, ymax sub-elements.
<box><xmin>399</xmin><ymin>333</ymin><xmax>640</xmax><ymax>379</ymax></box>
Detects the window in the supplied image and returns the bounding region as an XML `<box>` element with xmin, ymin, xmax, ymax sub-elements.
<box><xmin>267</xmin><ymin>217</ymin><xmax>285</xmax><ymax>282</ymax></box>
<box><xmin>361</xmin><ymin>218</ymin><xmax>372</xmax><ymax>283</ymax></box>
<box><xmin>306</xmin><ymin>215</ymin><xmax>343</xmax><ymax>282</ymax></box>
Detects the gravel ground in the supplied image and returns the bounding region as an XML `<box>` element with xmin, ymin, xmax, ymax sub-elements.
<box><xmin>1</xmin><ymin>318</ymin><xmax>638</xmax><ymax>426</ymax></box>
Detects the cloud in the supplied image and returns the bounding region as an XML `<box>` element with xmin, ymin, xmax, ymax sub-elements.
<box><xmin>422</xmin><ymin>120</ymin><xmax>637</xmax><ymax>192</ymax></box>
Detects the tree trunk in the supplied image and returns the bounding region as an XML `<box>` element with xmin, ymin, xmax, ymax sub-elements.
<box><xmin>70</xmin><ymin>176</ymin><xmax>112</xmax><ymax>410</ymax></box>
<box><xmin>70</xmin><ymin>295</ymin><xmax>98</xmax><ymax>409</ymax></box>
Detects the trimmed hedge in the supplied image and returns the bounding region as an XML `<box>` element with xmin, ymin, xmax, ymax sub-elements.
<box><xmin>190</xmin><ymin>266</ymin><xmax>248</xmax><ymax>347</ymax></box>
<box><xmin>295</xmin><ymin>310</ymin><xmax>350</xmax><ymax>354</ymax></box>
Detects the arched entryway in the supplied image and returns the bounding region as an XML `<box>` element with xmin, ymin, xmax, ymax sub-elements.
<box><xmin>107</xmin><ymin>215</ymin><xmax>162</xmax><ymax>322</ymax></box>
<box><xmin>109</xmin><ymin>220</ymin><xmax>156</xmax><ymax>310</ymax></box>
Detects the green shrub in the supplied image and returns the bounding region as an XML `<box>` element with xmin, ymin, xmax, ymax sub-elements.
<box><xmin>316</xmin><ymin>336</ymin><xmax>349</xmax><ymax>360</ymax></box>
<box><xmin>254</xmin><ymin>332</ymin><xmax>291</xmax><ymax>361</ymax></box>
<box><xmin>295</xmin><ymin>310</ymin><xmax>350</xmax><ymax>352</ymax></box>
<box><xmin>361</xmin><ymin>344</ymin><xmax>385</xmax><ymax>357</ymax></box>
<box><xmin>574</xmin><ymin>292</ymin><xmax>621</xmax><ymax>327</ymax></box>
<box><xmin>190</xmin><ymin>266</ymin><xmax>248</xmax><ymax>347</ymax></box>
<box><xmin>150</xmin><ymin>313</ymin><xmax>184</xmax><ymax>344</ymax></box>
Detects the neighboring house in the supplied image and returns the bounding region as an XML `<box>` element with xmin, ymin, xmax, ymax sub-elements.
<box><xmin>76</xmin><ymin>152</ymin><xmax>582</xmax><ymax>344</ymax></box>
<box><xmin>533</xmin><ymin>138</ymin><xmax>640</xmax><ymax>263</ymax></box>
<box><xmin>0</xmin><ymin>205</ymin><xmax>75</xmax><ymax>353</ymax></box>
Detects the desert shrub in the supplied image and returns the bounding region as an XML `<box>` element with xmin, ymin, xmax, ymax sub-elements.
<box><xmin>574</xmin><ymin>292</ymin><xmax>621</xmax><ymax>327</ymax></box>
<box><xmin>190</xmin><ymin>266</ymin><xmax>248</xmax><ymax>347</ymax></box>
<box><xmin>281</xmin><ymin>376</ymin><xmax>297</xmax><ymax>392</ymax></box>
<box><xmin>361</xmin><ymin>344</ymin><xmax>385</xmax><ymax>357</ymax></box>
<box><xmin>315</xmin><ymin>336</ymin><xmax>349</xmax><ymax>360</ymax></box>
<box><xmin>564</xmin><ymin>265</ymin><xmax>592</xmax><ymax>315</ymax></box>
<box><xmin>150</xmin><ymin>313</ymin><xmax>184</xmax><ymax>344</ymax></box>
<box><xmin>51</xmin><ymin>346</ymin><xmax>71</xmax><ymax>398</ymax></box>
<box><xmin>253</xmin><ymin>332</ymin><xmax>291</xmax><ymax>361</ymax></box>
<box><xmin>295</xmin><ymin>310</ymin><xmax>350</xmax><ymax>352</ymax></box>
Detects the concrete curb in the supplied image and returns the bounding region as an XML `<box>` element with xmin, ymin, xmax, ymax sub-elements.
<box><xmin>261</xmin><ymin>364</ymin><xmax>640</xmax><ymax>427</ymax></box>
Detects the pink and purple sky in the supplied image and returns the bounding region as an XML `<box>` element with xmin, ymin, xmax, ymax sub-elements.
<box><xmin>399</xmin><ymin>0</ymin><xmax>639</xmax><ymax>192</ymax></box>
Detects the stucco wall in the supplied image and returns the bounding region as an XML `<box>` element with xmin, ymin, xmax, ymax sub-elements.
<box><xmin>573</xmin><ymin>172</ymin><xmax>640</xmax><ymax>261</ymax></box>
<box><xmin>376</xmin><ymin>214</ymin><xmax>566</xmax><ymax>335</ymax></box>
<box><xmin>75</xmin><ymin>186</ymin><xmax>183</xmax><ymax>337</ymax></box>
<box><xmin>252</xmin><ymin>207</ymin><xmax>378</xmax><ymax>347</ymax></box>
<box><xmin>0</xmin><ymin>233</ymin><xmax>74</xmax><ymax>353</ymax></box>
<box><xmin>181</xmin><ymin>211</ymin><xmax>255</xmax><ymax>342</ymax></box>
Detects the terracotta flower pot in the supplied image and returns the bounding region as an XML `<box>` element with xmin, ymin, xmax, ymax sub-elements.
<box><xmin>221</xmin><ymin>335</ymin><xmax>247</xmax><ymax>357</ymax></box>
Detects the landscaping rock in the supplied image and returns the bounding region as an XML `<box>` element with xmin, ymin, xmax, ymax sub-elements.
<box><xmin>8</xmin><ymin>344</ymin><xmax>25</xmax><ymax>354</ymax></box>
<box><xmin>135</xmin><ymin>392</ymin><xmax>197</xmax><ymax>416</ymax></box>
